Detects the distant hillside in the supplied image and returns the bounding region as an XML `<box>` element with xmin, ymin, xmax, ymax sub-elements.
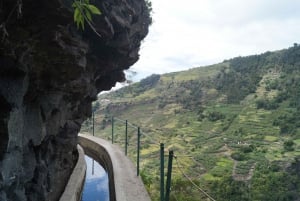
<box><xmin>84</xmin><ymin>45</ymin><xmax>300</xmax><ymax>201</ymax></box>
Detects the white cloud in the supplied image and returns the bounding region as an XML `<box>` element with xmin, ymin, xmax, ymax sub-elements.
<box><xmin>129</xmin><ymin>0</ymin><xmax>300</xmax><ymax>81</ymax></box>
<box><xmin>85</xmin><ymin>156</ymin><xmax>107</xmax><ymax>179</ymax></box>
<box><xmin>96</xmin><ymin>182</ymin><xmax>109</xmax><ymax>193</ymax></box>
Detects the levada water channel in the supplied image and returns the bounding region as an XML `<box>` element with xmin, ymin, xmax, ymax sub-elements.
<box><xmin>81</xmin><ymin>155</ymin><xmax>109</xmax><ymax>201</ymax></box>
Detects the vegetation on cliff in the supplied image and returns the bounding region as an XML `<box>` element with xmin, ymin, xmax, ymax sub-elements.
<box><xmin>83</xmin><ymin>45</ymin><xmax>300</xmax><ymax>201</ymax></box>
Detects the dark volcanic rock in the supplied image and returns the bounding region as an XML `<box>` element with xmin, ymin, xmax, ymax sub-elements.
<box><xmin>0</xmin><ymin>0</ymin><xmax>150</xmax><ymax>200</ymax></box>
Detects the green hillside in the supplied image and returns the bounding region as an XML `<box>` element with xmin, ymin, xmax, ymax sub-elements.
<box><xmin>83</xmin><ymin>45</ymin><xmax>300</xmax><ymax>201</ymax></box>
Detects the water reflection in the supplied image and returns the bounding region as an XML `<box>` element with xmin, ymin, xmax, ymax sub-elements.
<box><xmin>82</xmin><ymin>155</ymin><xmax>109</xmax><ymax>201</ymax></box>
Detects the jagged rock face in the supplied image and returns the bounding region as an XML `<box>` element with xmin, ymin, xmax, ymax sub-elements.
<box><xmin>0</xmin><ymin>0</ymin><xmax>150</xmax><ymax>200</ymax></box>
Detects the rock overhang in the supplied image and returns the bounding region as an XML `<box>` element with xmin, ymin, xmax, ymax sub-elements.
<box><xmin>0</xmin><ymin>0</ymin><xmax>151</xmax><ymax>200</ymax></box>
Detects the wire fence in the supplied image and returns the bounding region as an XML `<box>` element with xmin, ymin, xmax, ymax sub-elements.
<box><xmin>81</xmin><ymin>113</ymin><xmax>217</xmax><ymax>201</ymax></box>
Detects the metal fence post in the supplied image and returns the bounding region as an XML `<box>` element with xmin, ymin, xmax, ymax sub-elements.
<box><xmin>125</xmin><ymin>120</ymin><xmax>128</xmax><ymax>156</ymax></box>
<box><xmin>160</xmin><ymin>143</ymin><xmax>165</xmax><ymax>201</ymax></box>
<box><xmin>92</xmin><ymin>159</ymin><xmax>94</xmax><ymax>175</ymax></box>
<box><xmin>165</xmin><ymin>150</ymin><xmax>174</xmax><ymax>201</ymax></box>
<box><xmin>92</xmin><ymin>112</ymin><xmax>95</xmax><ymax>136</ymax></box>
<box><xmin>111</xmin><ymin>117</ymin><xmax>114</xmax><ymax>144</ymax></box>
<box><xmin>137</xmin><ymin>127</ymin><xmax>141</xmax><ymax>176</ymax></box>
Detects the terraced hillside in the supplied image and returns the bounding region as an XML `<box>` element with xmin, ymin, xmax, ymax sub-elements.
<box><xmin>82</xmin><ymin>45</ymin><xmax>300</xmax><ymax>201</ymax></box>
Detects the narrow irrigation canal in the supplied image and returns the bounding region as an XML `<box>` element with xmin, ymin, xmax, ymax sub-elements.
<box><xmin>81</xmin><ymin>155</ymin><xmax>109</xmax><ymax>201</ymax></box>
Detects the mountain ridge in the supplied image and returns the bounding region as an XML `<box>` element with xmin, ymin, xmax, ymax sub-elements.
<box><xmin>85</xmin><ymin>45</ymin><xmax>300</xmax><ymax>201</ymax></box>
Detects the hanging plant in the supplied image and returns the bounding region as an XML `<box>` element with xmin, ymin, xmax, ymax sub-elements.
<box><xmin>72</xmin><ymin>0</ymin><xmax>101</xmax><ymax>30</ymax></box>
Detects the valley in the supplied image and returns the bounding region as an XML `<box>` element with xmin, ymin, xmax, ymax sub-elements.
<box><xmin>82</xmin><ymin>45</ymin><xmax>300</xmax><ymax>201</ymax></box>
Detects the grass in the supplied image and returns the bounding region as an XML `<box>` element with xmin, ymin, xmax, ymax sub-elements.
<box><xmin>235</xmin><ymin>161</ymin><xmax>255</xmax><ymax>175</ymax></box>
<box><xmin>264</xmin><ymin>136</ymin><xmax>278</xmax><ymax>142</ymax></box>
<box><xmin>203</xmin><ymin>173</ymin><xmax>222</xmax><ymax>181</ymax></box>
<box><xmin>162</xmin><ymin>63</ymin><xmax>227</xmax><ymax>82</ymax></box>
<box><xmin>81</xmin><ymin>53</ymin><xmax>300</xmax><ymax>200</ymax></box>
<box><xmin>294</xmin><ymin>139</ymin><xmax>300</xmax><ymax>145</ymax></box>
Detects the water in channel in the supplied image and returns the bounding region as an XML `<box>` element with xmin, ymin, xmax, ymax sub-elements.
<box><xmin>81</xmin><ymin>155</ymin><xmax>109</xmax><ymax>201</ymax></box>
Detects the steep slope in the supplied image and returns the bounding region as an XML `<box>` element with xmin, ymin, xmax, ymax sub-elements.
<box><xmin>0</xmin><ymin>0</ymin><xmax>151</xmax><ymax>201</ymax></box>
<box><xmin>90</xmin><ymin>45</ymin><xmax>300</xmax><ymax>201</ymax></box>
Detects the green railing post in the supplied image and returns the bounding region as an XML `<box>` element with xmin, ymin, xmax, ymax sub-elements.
<box><xmin>160</xmin><ymin>143</ymin><xmax>165</xmax><ymax>201</ymax></box>
<box><xmin>137</xmin><ymin>127</ymin><xmax>141</xmax><ymax>176</ymax></box>
<box><xmin>111</xmin><ymin>117</ymin><xmax>114</xmax><ymax>144</ymax></box>
<box><xmin>92</xmin><ymin>111</ymin><xmax>95</xmax><ymax>136</ymax></box>
<box><xmin>125</xmin><ymin>120</ymin><xmax>128</xmax><ymax>156</ymax></box>
<box><xmin>165</xmin><ymin>150</ymin><xmax>174</xmax><ymax>201</ymax></box>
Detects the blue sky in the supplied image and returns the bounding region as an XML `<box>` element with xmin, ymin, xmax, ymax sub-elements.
<box><xmin>125</xmin><ymin>0</ymin><xmax>300</xmax><ymax>82</ymax></box>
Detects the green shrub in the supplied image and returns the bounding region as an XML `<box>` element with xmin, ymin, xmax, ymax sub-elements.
<box><xmin>241</xmin><ymin>145</ymin><xmax>255</xmax><ymax>153</ymax></box>
<box><xmin>207</xmin><ymin>111</ymin><xmax>225</xmax><ymax>121</ymax></box>
<box><xmin>231</xmin><ymin>152</ymin><xmax>246</xmax><ymax>161</ymax></box>
<box><xmin>284</xmin><ymin>140</ymin><xmax>295</xmax><ymax>151</ymax></box>
<box><xmin>256</xmin><ymin>99</ymin><xmax>279</xmax><ymax>110</ymax></box>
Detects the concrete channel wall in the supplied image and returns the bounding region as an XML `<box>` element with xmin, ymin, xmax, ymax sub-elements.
<box><xmin>78</xmin><ymin>134</ymin><xmax>116</xmax><ymax>201</ymax></box>
<box><xmin>59</xmin><ymin>145</ymin><xmax>86</xmax><ymax>201</ymax></box>
<box><xmin>78</xmin><ymin>134</ymin><xmax>151</xmax><ymax>201</ymax></box>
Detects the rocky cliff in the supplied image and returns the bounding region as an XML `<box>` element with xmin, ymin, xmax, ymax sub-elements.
<box><xmin>0</xmin><ymin>0</ymin><xmax>151</xmax><ymax>200</ymax></box>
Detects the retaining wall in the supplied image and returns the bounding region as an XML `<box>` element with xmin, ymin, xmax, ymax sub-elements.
<box><xmin>59</xmin><ymin>145</ymin><xmax>86</xmax><ymax>201</ymax></box>
<box><xmin>78</xmin><ymin>134</ymin><xmax>151</xmax><ymax>201</ymax></box>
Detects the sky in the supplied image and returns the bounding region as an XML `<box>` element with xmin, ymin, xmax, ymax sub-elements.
<box><xmin>126</xmin><ymin>0</ymin><xmax>300</xmax><ymax>81</ymax></box>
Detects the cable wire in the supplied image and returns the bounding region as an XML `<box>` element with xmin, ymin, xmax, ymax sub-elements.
<box><xmin>110</xmin><ymin>116</ymin><xmax>216</xmax><ymax>201</ymax></box>
<box><xmin>172</xmin><ymin>192</ymin><xmax>180</xmax><ymax>201</ymax></box>
<box><xmin>172</xmin><ymin>155</ymin><xmax>205</xmax><ymax>172</ymax></box>
<box><xmin>140</xmin><ymin>131</ymin><xmax>161</xmax><ymax>147</ymax></box>
<box><xmin>174</xmin><ymin>156</ymin><xmax>216</xmax><ymax>201</ymax></box>
<box><xmin>127</xmin><ymin>121</ymin><xmax>138</xmax><ymax>129</ymax></box>
<box><xmin>114</xmin><ymin>117</ymin><xmax>127</xmax><ymax>123</ymax></box>
<box><xmin>113</xmin><ymin>116</ymin><xmax>161</xmax><ymax>146</ymax></box>
<box><xmin>113</xmin><ymin>117</ymin><xmax>139</xmax><ymax>129</ymax></box>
